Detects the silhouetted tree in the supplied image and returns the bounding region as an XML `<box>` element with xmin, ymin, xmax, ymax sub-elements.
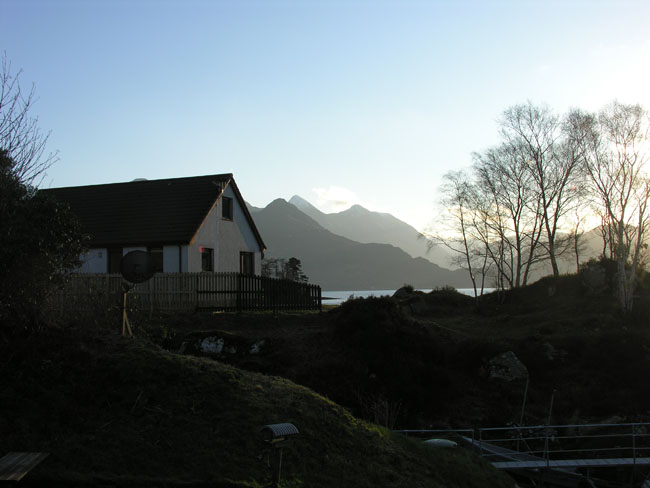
<box><xmin>0</xmin><ymin>57</ymin><xmax>83</xmax><ymax>330</ymax></box>
<box><xmin>285</xmin><ymin>257</ymin><xmax>308</xmax><ymax>283</ymax></box>
<box><xmin>261</xmin><ymin>257</ymin><xmax>309</xmax><ymax>283</ymax></box>
<box><xmin>430</xmin><ymin>170</ymin><xmax>490</xmax><ymax>297</ymax></box>
<box><xmin>432</xmin><ymin>103</ymin><xmax>595</xmax><ymax>290</ymax></box>
<box><xmin>0</xmin><ymin>53</ymin><xmax>57</xmax><ymax>185</ymax></box>
<box><xmin>575</xmin><ymin>101</ymin><xmax>650</xmax><ymax>312</ymax></box>
<box><xmin>0</xmin><ymin>150</ymin><xmax>84</xmax><ymax>330</ymax></box>
<box><xmin>472</xmin><ymin>140</ymin><xmax>545</xmax><ymax>287</ymax></box>
<box><xmin>499</xmin><ymin>102</ymin><xmax>585</xmax><ymax>278</ymax></box>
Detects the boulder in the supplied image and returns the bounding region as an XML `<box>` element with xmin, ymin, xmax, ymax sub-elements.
<box><xmin>250</xmin><ymin>340</ymin><xmax>265</xmax><ymax>354</ymax></box>
<box><xmin>393</xmin><ymin>286</ymin><xmax>416</xmax><ymax>300</ymax></box>
<box><xmin>199</xmin><ymin>337</ymin><xmax>224</xmax><ymax>354</ymax></box>
<box><xmin>488</xmin><ymin>351</ymin><xmax>528</xmax><ymax>382</ymax></box>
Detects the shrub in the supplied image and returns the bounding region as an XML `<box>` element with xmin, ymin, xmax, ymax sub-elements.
<box><xmin>0</xmin><ymin>150</ymin><xmax>84</xmax><ymax>332</ymax></box>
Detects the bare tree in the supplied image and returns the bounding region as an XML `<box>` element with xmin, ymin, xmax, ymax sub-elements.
<box><xmin>431</xmin><ymin>170</ymin><xmax>487</xmax><ymax>297</ymax></box>
<box><xmin>473</xmin><ymin>141</ymin><xmax>545</xmax><ymax>287</ymax></box>
<box><xmin>594</xmin><ymin>210</ymin><xmax>615</xmax><ymax>259</ymax></box>
<box><xmin>567</xmin><ymin>208</ymin><xmax>588</xmax><ymax>273</ymax></box>
<box><xmin>500</xmin><ymin>102</ymin><xmax>584</xmax><ymax>278</ymax></box>
<box><xmin>578</xmin><ymin>102</ymin><xmax>650</xmax><ymax>312</ymax></box>
<box><xmin>0</xmin><ymin>53</ymin><xmax>58</xmax><ymax>185</ymax></box>
<box><xmin>432</xmin><ymin>143</ymin><xmax>547</xmax><ymax>293</ymax></box>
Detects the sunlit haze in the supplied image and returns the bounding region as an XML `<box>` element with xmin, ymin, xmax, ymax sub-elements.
<box><xmin>2</xmin><ymin>0</ymin><xmax>650</xmax><ymax>231</ymax></box>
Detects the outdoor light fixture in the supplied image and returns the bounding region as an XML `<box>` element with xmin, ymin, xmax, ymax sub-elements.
<box><xmin>260</xmin><ymin>423</ymin><xmax>299</xmax><ymax>487</ymax></box>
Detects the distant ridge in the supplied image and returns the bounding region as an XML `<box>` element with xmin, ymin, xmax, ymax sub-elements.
<box><xmin>248</xmin><ymin>196</ymin><xmax>614</xmax><ymax>289</ymax></box>
<box><xmin>253</xmin><ymin>198</ymin><xmax>472</xmax><ymax>290</ymax></box>
<box><xmin>289</xmin><ymin>195</ymin><xmax>452</xmax><ymax>267</ymax></box>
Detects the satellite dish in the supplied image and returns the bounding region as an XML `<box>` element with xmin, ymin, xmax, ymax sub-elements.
<box><xmin>120</xmin><ymin>250</ymin><xmax>155</xmax><ymax>283</ymax></box>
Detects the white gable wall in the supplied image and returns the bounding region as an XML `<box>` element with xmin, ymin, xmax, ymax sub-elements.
<box><xmin>189</xmin><ymin>184</ymin><xmax>262</xmax><ymax>273</ymax></box>
<box><xmin>188</xmin><ymin>200</ymin><xmax>218</xmax><ymax>272</ymax></box>
<box><xmin>218</xmin><ymin>185</ymin><xmax>263</xmax><ymax>273</ymax></box>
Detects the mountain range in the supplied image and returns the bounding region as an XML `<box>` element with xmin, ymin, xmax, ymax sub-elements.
<box><xmin>248</xmin><ymin>195</ymin><xmax>611</xmax><ymax>291</ymax></box>
<box><xmin>248</xmin><ymin>197</ymin><xmax>471</xmax><ymax>290</ymax></box>
<box><xmin>288</xmin><ymin>195</ymin><xmax>452</xmax><ymax>267</ymax></box>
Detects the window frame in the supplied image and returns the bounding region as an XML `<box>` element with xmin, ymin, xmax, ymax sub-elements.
<box><xmin>240</xmin><ymin>251</ymin><xmax>254</xmax><ymax>275</ymax></box>
<box><xmin>201</xmin><ymin>247</ymin><xmax>214</xmax><ymax>272</ymax></box>
<box><xmin>222</xmin><ymin>196</ymin><xmax>233</xmax><ymax>221</ymax></box>
<box><xmin>148</xmin><ymin>246</ymin><xmax>164</xmax><ymax>273</ymax></box>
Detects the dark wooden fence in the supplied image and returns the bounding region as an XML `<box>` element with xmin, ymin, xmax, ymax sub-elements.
<box><xmin>47</xmin><ymin>272</ymin><xmax>321</xmax><ymax>313</ymax></box>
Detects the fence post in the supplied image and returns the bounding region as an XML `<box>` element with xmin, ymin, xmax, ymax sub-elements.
<box><xmin>195</xmin><ymin>273</ymin><xmax>199</xmax><ymax>312</ymax></box>
<box><xmin>633</xmin><ymin>424</ymin><xmax>637</xmax><ymax>467</ymax></box>
<box><xmin>236</xmin><ymin>273</ymin><xmax>242</xmax><ymax>312</ymax></box>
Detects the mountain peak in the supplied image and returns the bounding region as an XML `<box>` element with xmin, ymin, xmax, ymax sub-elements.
<box><xmin>267</xmin><ymin>198</ymin><xmax>291</xmax><ymax>208</ymax></box>
<box><xmin>289</xmin><ymin>195</ymin><xmax>326</xmax><ymax>220</ymax></box>
<box><xmin>289</xmin><ymin>195</ymin><xmax>310</xmax><ymax>206</ymax></box>
<box><xmin>342</xmin><ymin>204</ymin><xmax>369</xmax><ymax>214</ymax></box>
<box><xmin>289</xmin><ymin>195</ymin><xmax>320</xmax><ymax>211</ymax></box>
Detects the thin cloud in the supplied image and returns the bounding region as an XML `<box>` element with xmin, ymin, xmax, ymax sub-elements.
<box><xmin>311</xmin><ymin>186</ymin><xmax>364</xmax><ymax>214</ymax></box>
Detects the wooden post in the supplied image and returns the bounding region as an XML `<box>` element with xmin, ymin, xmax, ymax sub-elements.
<box><xmin>237</xmin><ymin>273</ymin><xmax>242</xmax><ymax>312</ymax></box>
<box><xmin>272</xmin><ymin>446</ymin><xmax>284</xmax><ymax>488</ymax></box>
<box><xmin>121</xmin><ymin>291</ymin><xmax>133</xmax><ymax>337</ymax></box>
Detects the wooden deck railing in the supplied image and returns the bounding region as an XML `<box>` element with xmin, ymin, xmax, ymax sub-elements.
<box><xmin>46</xmin><ymin>273</ymin><xmax>321</xmax><ymax>312</ymax></box>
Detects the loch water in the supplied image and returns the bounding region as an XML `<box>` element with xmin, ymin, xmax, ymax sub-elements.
<box><xmin>322</xmin><ymin>288</ymin><xmax>495</xmax><ymax>306</ymax></box>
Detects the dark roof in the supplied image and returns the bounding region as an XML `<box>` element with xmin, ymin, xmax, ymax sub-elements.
<box><xmin>40</xmin><ymin>174</ymin><xmax>266</xmax><ymax>250</ymax></box>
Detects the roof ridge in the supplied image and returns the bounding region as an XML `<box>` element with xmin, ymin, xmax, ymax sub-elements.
<box><xmin>42</xmin><ymin>173</ymin><xmax>233</xmax><ymax>191</ymax></box>
<box><xmin>38</xmin><ymin>173</ymin><xmax>265</xmax><ymax>252</ymax></box>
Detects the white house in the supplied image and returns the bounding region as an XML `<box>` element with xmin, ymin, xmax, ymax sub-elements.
<box><xmin>41</xmin><ymin>174</ymin><xmax>266</xmax><ymax>275</ymax></box>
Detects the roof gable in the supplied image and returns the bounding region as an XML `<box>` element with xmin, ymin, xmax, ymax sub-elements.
<box><xmin>40</xmin><ymin>174</ymin><xmax>264</xmax><ymax>249</ymax></box>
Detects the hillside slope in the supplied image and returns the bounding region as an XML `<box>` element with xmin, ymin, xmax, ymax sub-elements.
<box><xmin>0</xmin><ymin>326</ymin><xmax>511</xmax><ymax>488</ymax></box>
<box><xmin>156</xmin><ymin>267</ymin><xmax>650</xmax><ymax>430</ymax></box>
<box><xmin>253</xmin><ymin>199</ymin><xmax>471</xmax><ymax>290</ymax></box>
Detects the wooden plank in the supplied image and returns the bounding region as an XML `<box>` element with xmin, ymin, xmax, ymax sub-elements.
<box><xmin>0</xmin><ymin>452</ymin><xmax>49</xmax><ymax>481</ymax></box>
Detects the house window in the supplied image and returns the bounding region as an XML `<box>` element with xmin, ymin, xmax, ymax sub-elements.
<box><xmin>108</xmin><ymin>248</ymin><xmax>123</xmax><ymax>274</ymax></box>
<box><xmin>222</xmin><ymin>197</ymin><xmax>233</xmax><ymax>220</ymax></box>
<box><xmin>148</xmin><ymin>247</ymin><xmax>163</xmax><ymax>273</ymax></box>
<box><xmin>201</xmin><ymin>247</ymin><xmax>214</xmax><ymax>272</ymax></box>
<box><xmin>240</xmin><ymin>252</ymin><xmax>254</xmax><ymax>275</ymax></box>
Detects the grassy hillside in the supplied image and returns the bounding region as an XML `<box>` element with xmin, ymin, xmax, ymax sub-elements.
<box><xmin>152</xmin><ymin>266</ymin><xmax>650</xmax><ymax>430</ymax></box>
<box><xmin>7</xmin><ymin>262</ymin><xmax>645</xmax><ymax>487</ymax></box>
<box><xmin>0</xmin><ymin>325</ymin><xmax>512</xmax><ymax>487</ymax></box>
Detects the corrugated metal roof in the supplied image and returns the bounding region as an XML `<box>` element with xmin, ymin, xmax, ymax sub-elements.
<box><xmin>261</xmin><ymin>423</ymin><xmax>300</xmax><ymax>437</ymax></box>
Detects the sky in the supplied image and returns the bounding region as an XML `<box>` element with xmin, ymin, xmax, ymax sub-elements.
<box><xmin>2</xmin><ymin>0</ymin><xmax>650</xmax><ymax>231</ymax></box>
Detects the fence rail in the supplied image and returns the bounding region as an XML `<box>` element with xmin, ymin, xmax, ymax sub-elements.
<box><xmin>475</xmin><ymin>422</ymin><xmax>650</xmax><ymax>468</ymax></box>
<box><xmin>46</xmin><ymin>273</ymin><xmax>321</xmax><ymax>313</ymax></box>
